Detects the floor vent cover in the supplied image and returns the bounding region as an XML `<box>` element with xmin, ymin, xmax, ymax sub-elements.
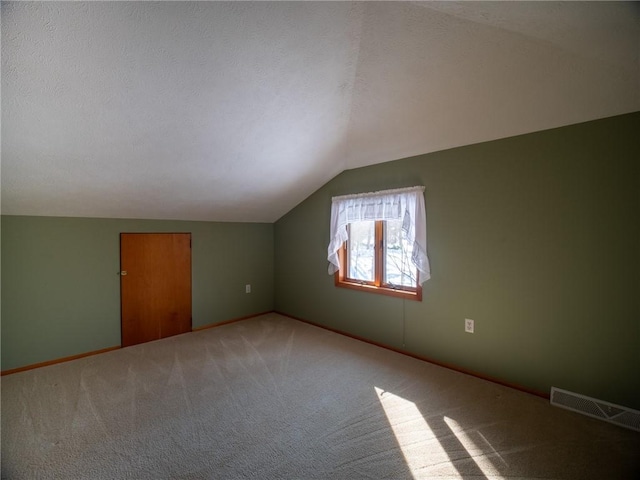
<box><xmin>550</xmin><ymin>387</ymin><xmax>640</xmax><ymax>432</ymax></box>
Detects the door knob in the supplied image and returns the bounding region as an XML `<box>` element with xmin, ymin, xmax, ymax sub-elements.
<box><xmin>120</xmin><ymin>271</ymin><xmax>128</xmax><ymax>276</ymax></box>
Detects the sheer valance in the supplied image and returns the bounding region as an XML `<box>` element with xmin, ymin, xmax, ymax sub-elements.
<box><xmin>327</xmin><ymin>186</ymin><xmax>430</xmax><ymax>284</ymax></box>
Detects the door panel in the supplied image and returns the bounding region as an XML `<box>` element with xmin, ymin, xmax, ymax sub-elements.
<box><xmin>121</xmin><ymin>233</ymin><xmax>192</xmax><ymax>347</ymax></box>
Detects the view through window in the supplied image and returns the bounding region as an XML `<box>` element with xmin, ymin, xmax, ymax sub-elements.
<box><xmin>339</xmin><ymin>219</ymin><xmax>420</xmax><ymax>300</ymax></box>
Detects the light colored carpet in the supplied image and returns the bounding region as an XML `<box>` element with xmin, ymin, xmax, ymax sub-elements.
<box><xmin>1</xmin><ymin>313</ymin><xmax>638</xmax><ymax>479</ymax></box>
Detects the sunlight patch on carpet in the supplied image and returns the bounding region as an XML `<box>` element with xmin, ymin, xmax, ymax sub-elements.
<box><xmin>375</xmin><ymin>386</ymin><xmax>458</xmax><ymax>479</ymax></box>
<box><xmin>443</xmin><ymin>415</ymin><xmax>505</xmax><ymax>478</ymax></box>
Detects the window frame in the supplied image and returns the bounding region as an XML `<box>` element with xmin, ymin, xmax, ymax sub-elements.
<box><xmin>335</xmin><ymin>220</ymin><xmax>422</xmax><ymax>301</ymax></box>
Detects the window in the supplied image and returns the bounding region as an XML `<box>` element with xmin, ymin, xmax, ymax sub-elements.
<box><xmin>328</xmin><ymin>187</ymin><xmax>430</xmax><ymax>301</ymax></box>
<box><xmin>337</xmin><ymin>219</ymin><xmax>421</xmax><ymax>300</ymax></box>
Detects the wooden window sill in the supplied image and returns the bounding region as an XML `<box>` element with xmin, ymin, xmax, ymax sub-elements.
<box><xmin>335</xmin><ymin>277</ymin><xmax>422</xmax><ymax>301</ymax></box>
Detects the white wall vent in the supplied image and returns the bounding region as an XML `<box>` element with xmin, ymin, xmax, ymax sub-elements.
<box><xmin>550</xmin><ymin>387</ymin><xmax>640</xmax><ymax>432</ymax></box>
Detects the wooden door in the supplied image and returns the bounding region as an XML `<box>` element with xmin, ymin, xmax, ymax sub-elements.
<box><xmin>120</xmin><ymin>233</ymin><xmax>192</xmax><ymax>347</ymax></box>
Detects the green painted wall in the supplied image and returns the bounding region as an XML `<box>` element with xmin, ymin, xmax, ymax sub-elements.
<box><xmin>1</xmin><ymin>217</ymin><xmax>274</xmax><ymax>370</ymax></box>
<box><xmin>2</xmin><ymin>113</ymin><xmax>638</xmax><ymax>410</ymax></box>
<box><xmin>274</xmin><ymin>112</ymin><xmax>640</xmax><ymax>410</ymax></box>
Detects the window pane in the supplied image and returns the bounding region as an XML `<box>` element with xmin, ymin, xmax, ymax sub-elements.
<box><xmin>384</xmin><ymin>219</ymin><xmax>417</xmax><ymax>287</ymax></box>
<box><xmin>348</xmin><ymin>221</ymin><xmax>375</xmax><ymax>282</ymax></box>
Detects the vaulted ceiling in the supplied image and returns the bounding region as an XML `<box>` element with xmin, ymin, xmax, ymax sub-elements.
<box><xmin>2</xmin><ymin>2</ymin><xmax>638</xmax><ymax>222</ymax></box>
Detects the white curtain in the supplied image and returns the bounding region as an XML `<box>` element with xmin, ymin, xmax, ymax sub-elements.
<box><xmin>327</xmin><ymin>186</ymin><xmax>430</xmax><ymax>284</ymax></box>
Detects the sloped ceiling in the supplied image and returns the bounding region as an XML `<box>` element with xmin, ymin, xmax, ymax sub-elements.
<box><xmin>2</xmin><ymin>1</ymin><xmax>638</xmax><ymax>222</ymax></box>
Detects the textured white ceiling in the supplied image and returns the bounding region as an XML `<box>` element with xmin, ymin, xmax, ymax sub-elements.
<box><xmin>2</xmin><ymin>2</ymin><xmax>638</xmax><ymax>222</ymax></box>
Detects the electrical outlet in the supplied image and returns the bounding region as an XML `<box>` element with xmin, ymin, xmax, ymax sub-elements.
<box><xmin>245</xmin><ymin>284</ymin><xmax>251</xmax><ymax>294</ymax></box>
<box><xmin>465</xmin><ymin>318</ymin><xmax>474</xmax><ymax>333</ymax></box>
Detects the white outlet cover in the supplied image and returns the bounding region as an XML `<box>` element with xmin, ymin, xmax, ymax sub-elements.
<box><xmin>465</xmin><ymin>318</ymin><xmax>475</xmax><ymax>333</ymax></box>
<box><xmin>245</xmin><ymin>284</ymin><xmax>251</xmax><ymax>294</ymax></box>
